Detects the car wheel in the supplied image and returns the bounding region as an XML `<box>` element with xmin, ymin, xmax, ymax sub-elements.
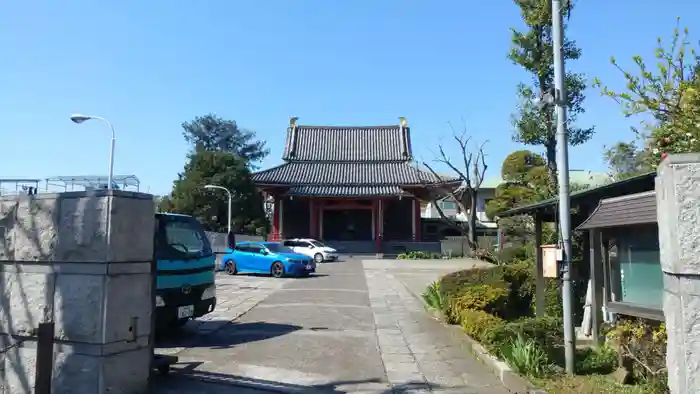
<box><xmin>224</xmin><ymin>260</ymin><xmax>237</xmax><ymax>275</ymax></box>
<box><xmin>314</xmin><ymin>253</ymin><xmax>324</xmax><ymax>263</ymax></box>
<box><xmin>271</xmin><ymin>262</ymin><xmax>285</xmax><ymax>278</ymax></box>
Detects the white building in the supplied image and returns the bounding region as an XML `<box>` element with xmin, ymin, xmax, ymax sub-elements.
<box><xmin>421</xmin><ymin>170</ymin><xmax>612</xmax><ymax>229</ymax></box>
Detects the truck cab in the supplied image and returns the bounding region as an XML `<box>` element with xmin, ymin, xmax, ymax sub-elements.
<box><xmin>154</xmin><ymin>213</ymin><xmax>216</xmax><ymax>331</ymax></box>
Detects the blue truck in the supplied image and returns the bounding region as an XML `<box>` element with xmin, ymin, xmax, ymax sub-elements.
<box><xmin>153</xmin><ymin>213</ymin><xmax>217</xmax><ymax>331</ymax></box>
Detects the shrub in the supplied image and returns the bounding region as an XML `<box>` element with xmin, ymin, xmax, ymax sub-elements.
<box><xmin>448</xmin><ymin>283</ymin><xmax>510</xmax><ymax>318</ymax></box>
<box><xmin>575</xmin><ymin>345</ymin><xmax>618</xmax><ymax>375</ymax></box>
<box><xmin>501</xmin><ymin>261</ymin><xmax>535</xmax><ymax>318</ymax></box>
<box><xmin>421</xmin><ymin>281</ymin><xmax>444</xmax><ymax>311</ymax></box>
<box><xmin>496</xmin><ymin>245</ymin><xmax>530</xmax><ymax>264</ymax></box>
<box><xmin>499</xmin><ymin>334</ymin><xmax>553</xmax><ymax>378</ymax></box>
<box><xmin>529</xmin><ymin>278</ymin><xmax>564</xmax><ymax>317</ymax></box>
<box><xmin>397</xmin><ymin>251</ymin><xmax>436</xmax><ymax>260</ymax></box>
<box><xmin>606</xmin><ymin>319</ymin><xmax>667</xmax><ymax>389</ymax></box>
<box><xmin>459</xmin><ymin>309</ymin><xmax>505</xmax><ymax>342</ymax></box>
<box><xmin>439</xmin><ymin>267</ymin><xmax>508</xmax><ymax>322</ymax></box>
<box><xmin>483</xmin><ymin>316</ymin><xmax>563</xmax><ymax>352</ymax></box>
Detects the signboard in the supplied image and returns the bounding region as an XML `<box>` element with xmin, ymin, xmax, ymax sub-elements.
<box><xmin>541</xmin><ymin>244</ymin><xmax>560</xmax><ymax>278</ymax></box>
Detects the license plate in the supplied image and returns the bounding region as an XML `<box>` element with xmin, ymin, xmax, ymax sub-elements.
<box><xmin>177</xmin><ymin>305</ymin><xmax>194</xmax><ymax>319</ymax></box>
<box><xmin>305</xmin><ymin>264</ymin><xmax>312</xmax><ymax>270</ymax></box>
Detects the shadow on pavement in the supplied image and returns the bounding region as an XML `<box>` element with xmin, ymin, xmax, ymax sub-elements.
<box><xmin>156</xmin><ymin>321</ymin><xmax>302</xmax><ymax>350</ymax></box>
<box><xmin>220</xmin><ymin>273</ymin><xmax>329</xmax><ymax>279</ymax></box>
<box><xmin>151</xmin><ymin>364</ymin><xmax>445</xmax><ymax>394</ymax></box>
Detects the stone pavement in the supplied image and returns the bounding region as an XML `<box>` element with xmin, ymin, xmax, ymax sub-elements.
<box><xmin>152</xmin><ymin>258</ymin><xmax>507</xmax><ymax>394</ymax></box>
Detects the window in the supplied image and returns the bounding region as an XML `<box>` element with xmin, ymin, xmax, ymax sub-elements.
<box><xmin>264</xmin><ymin>243</ymin><xmax>294</xmax><ymax>253</ymax></box>
<box><xmin>616</xmin><ymin>227</ymin><xmax>663</xmax><ymax>308</ymax></box>
<box><xmin>299</xmin><ymin>242</ymin><xmax>313</xmax><ymax>248</ymax></box>
<box><xmin>310</xmin><ymin>240</ymin><xmax>326</xmax><ymax>248</ymax></box>
<box><xmin>155</xmin><ymin>214</ymin><xmax>212</xmax><ymax>260</ymax></box>
<box><xmin>440</xmin><ymin>201</ymin><xmax>457</xmax><ymax>210</ymax></box>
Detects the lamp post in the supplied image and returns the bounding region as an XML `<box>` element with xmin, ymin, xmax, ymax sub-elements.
<box><xmin>70</xmin><ymin>114</ymin><xmax>116</xmax><ymax>190</ymax></box>
<box><xmin>203</xmin><ymin>184</ymin><xmax>232</xmax><ymax>234</ymax></box>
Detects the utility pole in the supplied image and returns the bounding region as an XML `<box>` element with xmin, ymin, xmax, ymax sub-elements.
<box><xmin>551</xmin><ymin>0</ymin><xmax>576</xmax><ymax>374</ymax></box>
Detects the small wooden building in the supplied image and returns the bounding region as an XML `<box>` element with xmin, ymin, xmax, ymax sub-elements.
<box><xmin>252</xmin><ymin>118</ymin><xmax>460</xmax><ymax>253</ymax></box>
<box><xmin>497</xmin><ymin>172</ymin><xmax>660</xmax><ymax>343</ymax></box>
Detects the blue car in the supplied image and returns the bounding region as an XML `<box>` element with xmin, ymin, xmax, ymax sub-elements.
<box><xmin>219</xmin><ymin>241</ymin><xmax>316</xmax><ymax>278</ymax></box>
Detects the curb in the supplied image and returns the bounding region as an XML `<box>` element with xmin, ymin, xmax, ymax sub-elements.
<box><xmin>408</xmin><ymin>286</ymin><xmax>546</xmax><ymax>394</ymax></box>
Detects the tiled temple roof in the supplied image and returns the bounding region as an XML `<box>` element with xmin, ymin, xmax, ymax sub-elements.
<box><xmin>253</xmin><ymin>162</ymin><xmax>447</xmax><ymax>186</ymax></box>
<box><xmin>282</xmin><ymin>124</ymin><xmax>411</xmax><ymax>162</ymax></box>
<box><xmin>252</xmin><ymin>119</ymin><xmax>459</xmax><ymax>197</ymax></box>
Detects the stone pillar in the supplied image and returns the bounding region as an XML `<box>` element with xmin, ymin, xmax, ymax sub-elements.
<box><xmin>656</xmin><ymin>153</ymin><xmax>700</xmax><ymax>394</ymax></box>
<box><xmin>0</xmin><ymin>190</ymin><xmax>155</xmax><ymax>394</ymax></box>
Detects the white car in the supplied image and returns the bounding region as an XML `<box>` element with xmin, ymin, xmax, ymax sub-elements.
<box><xmin>282</xmin><ymin>238</ymin><xmax>338</xmax><ymax>263</ymax></box>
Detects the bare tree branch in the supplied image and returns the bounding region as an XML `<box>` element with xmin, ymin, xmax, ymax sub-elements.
<box><xmin>423</xmin><ymin>122</ymin><xmax>489</xmax><ymax>252</ymax></box>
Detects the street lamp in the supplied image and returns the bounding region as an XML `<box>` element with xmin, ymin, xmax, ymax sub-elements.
<box><xmin>70</xmin><ymin>114</ymin><xmax>116</xmax><ymax>190</ymax></box>
<box><xmin>203</xmin><ymin>184</ymin><xmax>232</xmax><ymax>234</ymax></box>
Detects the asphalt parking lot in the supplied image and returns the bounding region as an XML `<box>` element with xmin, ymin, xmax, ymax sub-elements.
<box><xmin>152</xmin><ymin>257</ymin><xmax>507</xmax><ymax>394</ymax></box>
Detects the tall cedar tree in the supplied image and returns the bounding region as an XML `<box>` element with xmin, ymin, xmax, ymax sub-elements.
<box><xmin>165</xmin><ymin>114</ymin><xmax>270</xmax><ymax>235</ymax></box>
<box><xmin>509</xmin><ymin>0</ymin><xmax>594</xmax><ymax>187</ymax></box>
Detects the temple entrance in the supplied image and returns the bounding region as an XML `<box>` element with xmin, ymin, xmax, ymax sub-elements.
<box><xmin>322</xmin><ymin>209</ymin><xmax>372</xmax><ymax>241</ymax></box>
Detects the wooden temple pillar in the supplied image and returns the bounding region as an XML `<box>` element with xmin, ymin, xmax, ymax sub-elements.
<box><xmin>309</xmin><ymin>199</ymin><xmax>319</xmax><ymax>239</ymax></box>
<box><xmin>374</xmin><ymin>199</ymin><xmax>383</xmax><ymax>253</ymax></box>
<box><xmin>271</xmin><ymin>196</ymin><xmax>283</xmax><ymax>241</ymax></box>
<box><xmin>412</xmin><ymin>197</ymin><xmax>422</xmax><ymax>241</ymax></box>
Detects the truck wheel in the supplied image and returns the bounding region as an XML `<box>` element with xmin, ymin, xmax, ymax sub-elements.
<box><xmin>225</xmin><ymin>260</ymin><xmax>237</xmax><ymax>275</ymax></box>
<box><xmin>271</xmin><ymin>262</ymin><xmax>285</xmax><ymax>278</ymax></box>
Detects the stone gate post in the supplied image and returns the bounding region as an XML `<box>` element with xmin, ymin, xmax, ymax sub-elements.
<box><xmin>656</xmin><ymin>153</ymin><xmax>700</xmax><ymax>394</ymax></box>
<box><xmin>0</xmin><ymin>190</ymin><xmax>155</xmax><ymax>394</ymax></box>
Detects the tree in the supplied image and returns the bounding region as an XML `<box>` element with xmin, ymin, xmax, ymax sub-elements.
<box><xmin>163</xmin><ymin>114</ymin><xmax>270</xmax><ymax>235</ymax></box>
<box><xmin>509</xmin><ymin>0</ymin><xmax>594</xmax><ymax>183</ymax></box>
<box><xmin>603</xmin><ymin>141</ymin><xmax>651</xmax><ymax>180</ymax></box>
<box><xmin>485</xmin><ymin>150</ymin><xmax>546</xmax><ymax>220</ymax></box>
<box><xmin>594</xmin><ymin>18</ymin><xmax>700</xmax><ymax>167</ymax></box>
<box><xmin>169</xmin><ymin>150</ymin><xmax>268</xmax><ymax>235</ymax></box>
<box><xmin>182</xmin><ymin>114</ymin><xmax>269</xmax><ymax>167</ymax></box>
<box><xmin>423</xmin><ymin>124</ymin><xmax>488</xmax><ymax>251</ymax></box>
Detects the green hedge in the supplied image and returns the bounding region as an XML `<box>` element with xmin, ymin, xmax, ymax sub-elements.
<box><xmin>459</xmin><ymin>309</ymin><xmax>505</xmax><ymax>343</ymax></box>
<box><xmin>483</xmin><ymin>316</ymin><xmax>563</xmax><ymax>352</ymax></box>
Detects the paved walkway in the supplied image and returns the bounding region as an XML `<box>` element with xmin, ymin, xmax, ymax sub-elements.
<box><xmin>152</xmin><ymin>258</ymin><xmax>506</xmax><ymax>394</ymax></box>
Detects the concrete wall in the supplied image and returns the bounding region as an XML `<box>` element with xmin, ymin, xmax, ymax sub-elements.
<box><xmin>205</xmin><ymin>231</ymin><xmax>264</xmax><ymax>253</ymax></box>
<box><xmin>0</xmin><ymin>190</ymin><xmax>155</xmax><ymax>394</ymax></box>
<box><xmin>656</xmin><ymin>153</ymin><xmax>700</xmax><ymax>394</ymax></box>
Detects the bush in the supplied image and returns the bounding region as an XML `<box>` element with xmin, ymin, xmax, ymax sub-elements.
<box><xmin>499</xmin><ymin>334</ymin><xmax>553</xmax><ymax>378</ymax></box>
<box><xmin>448</xmin><ymin>283</ymin><xmax>510</xmax><ymax>320</ymax></box>
<box><xmin>575</xmin><ymin>345</ymin><xmax>618</xmax><ymax>375</ymax></box>
<box><xmin>421</xmin><ymin>281</ymin><xmax>444</xmax><ymax>310</ymax></box>
<box><xmin>397</xmin><ymin>251</ymin><xmax>439</xmax><ymax>260</ymax></box>
<box><xmin>459</xmin><ymin>309</ymin><xmax>505</xmax><ymax>342</ymax></box>
<box><xmin>496</xmin><ymin>245</ymin><xmax>530</xmax><ymax>263</ymax></box>
<box><xmin>606</xmin><ymin>319</ymin><xmax>668</xmax><ymax>389</ymax></box>
<box><xmin>483</xmin><ymin>316</ymin><xmax>563</xmax><ymax>352</ymax></box>
<box><xmin>440</xmin><ymin>266</ymin><xmax>505</xmax><ymax>299</ymax></box>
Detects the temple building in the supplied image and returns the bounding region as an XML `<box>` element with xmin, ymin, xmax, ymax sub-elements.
<box><xmin>251</xmin><ymin>117</ymin><xmax>460</xmax><ymax>253</ymax></box>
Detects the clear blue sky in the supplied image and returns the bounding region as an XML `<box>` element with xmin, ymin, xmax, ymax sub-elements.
<box><xmin>1</xmin><ymin>1</ymin><xmax>698</xmax><ymax>195</ymax></box>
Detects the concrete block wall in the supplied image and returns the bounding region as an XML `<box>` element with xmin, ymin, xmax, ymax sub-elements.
<box><xmin>656</xmin><ymin>153</ymin><xmax>700</xmax><ymax>394</ymax></box>
<box><xmin>0</xmin><ymin>190</ymin><xmax>155</xmax><ymax>394</ymax></box>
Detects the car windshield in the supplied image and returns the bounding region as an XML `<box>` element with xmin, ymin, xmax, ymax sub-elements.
<box><xmin>155</xmin><ymin>215</ymin><xmax>212</xmax><ymax>260</ymax></box>
<box><xmin>310</xmin><ymin>240</ymin><xmax>326</xmax><ymax>248</ymax></box>
<box><xmin>264</xmin><ymin>243</ymin><xmax>294</xmax><ymax>254</ymax></box>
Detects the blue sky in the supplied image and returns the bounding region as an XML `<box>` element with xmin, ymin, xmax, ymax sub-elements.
<box><xmin>1</xmin><ymin>1</ymin><xmax>698</xmax><ymax>195</ymax></box>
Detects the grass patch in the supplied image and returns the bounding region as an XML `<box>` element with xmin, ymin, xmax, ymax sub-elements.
<box><xmin>534</xmin><ymin>374</ymin><xmax>662</xmax><ymax>394</ymax></box>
